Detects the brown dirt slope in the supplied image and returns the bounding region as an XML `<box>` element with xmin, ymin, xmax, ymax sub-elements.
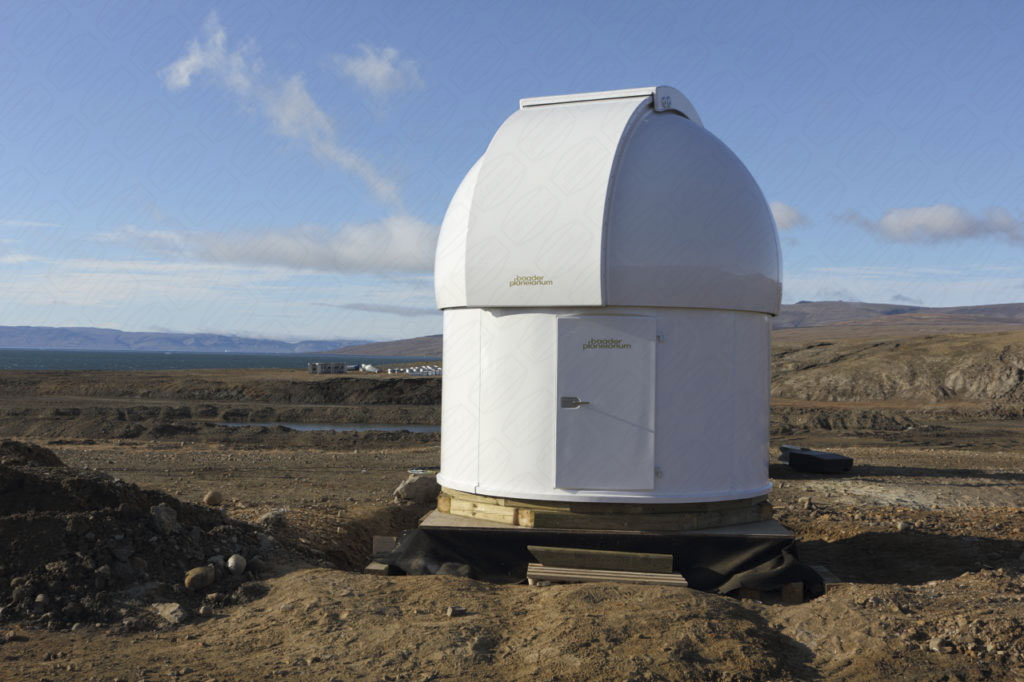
<box><xmin>772</xmin><ymin>330</ymin><xmax>1024</xmax><ymax>403</ymax></box>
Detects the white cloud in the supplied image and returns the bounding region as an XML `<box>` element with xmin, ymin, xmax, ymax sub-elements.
<box><xmin>0</xmin><ymin>219</ymin><xmax>60</xmax><ymax>228</ymax></box>
<box><xmin>769</xmin><ymin>201</ymin><xmax>807</xmax><ymax>230</ymax></box>
<box><xmin>847</xmin><ymin>204</ymin><xmax>1024</xmax><ymax>242</ymax></box>
<box><xmin>105</xmin><ymin>216</ymin><xmax>438</xmax><ymax>273</ymax></box>
<box><xmin>0</xmin><ymin>257</ymin><xmax>292</xmax><ymax>307</ymax></box>
<box><xmin>161</xmin><ymin>13</ymin><xmax>399</xmax><ymax>205</ymax></box>
<box><xmin>782</xmin><ymin>264</ymin><xmax>1024</xmax><ymax>308</ymax></box>
<box><xmin>160</xmin><ymin>12</ymin><xmax>256</xmax><ymax>94</ymax></box>
<box><xmin>333</xmin><ymin>45</ymin><xmax>424</xmax><ymax>95</ymax></box>
<box><xmin>0</xmin><ymin>253</ymin><xmax>42</xmax><ymax>264</ymax></box>
<box><xmin>316</xmin><ymin>302</ymin><xmax>437</xmax><ymax>317</ymax></box>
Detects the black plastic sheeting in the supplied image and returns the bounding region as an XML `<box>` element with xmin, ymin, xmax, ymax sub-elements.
<box><xmin>376</xmin><ymin>527</ymin><xmax>824</xmax><ymax>598</ymax></box>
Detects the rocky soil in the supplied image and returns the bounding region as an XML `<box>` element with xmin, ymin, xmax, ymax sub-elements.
<box><xmin>0</xmin><ymin>435</ymin><xmax>1020</xmax><ymax>680</ymax></box>
<box><xmin>0</xmin><ymin>442</ymin><xmax>307</xmax><ymax>630</ymax></box>
<box><xmin>2</xmin><ymin>348</ymin><xmax>1024</xmax><ymax>680</ymax></box>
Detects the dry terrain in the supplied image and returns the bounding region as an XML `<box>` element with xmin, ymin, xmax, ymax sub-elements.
<box><xmin>3</xmin><ymin>323</ymin><xmax>1024</xmax><ymax>680</ymax></box>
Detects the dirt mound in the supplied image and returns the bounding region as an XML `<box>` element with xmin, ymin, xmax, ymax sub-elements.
<box><xmin>0</xmin><ymin>440</ymin><xmax>65</xmax><ymax>467</ymax></box>
<box><xmin>0</xmin><ymin>458</ymin><xmax>302</xmax><ymax>630</ymax></box>
<box><xmin>772</xmin><ymin>408</ymin><xmax>918</xmax><ymax>436</ymax></box>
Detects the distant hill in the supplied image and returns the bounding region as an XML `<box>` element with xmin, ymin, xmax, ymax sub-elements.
<box><xmin>775</xmin><ymin>300</ymin><xmax>1024</xmax><ymax>330</ymax></box>
<box><xmin>335</xmin><ymin>302</ymin><xmax>1024</xmax><ymax>357</ymax></box>
<box><xmin>772</xmin><ymin>301</ymin><xmax>925</xmax><ymax>329</ymax></box>
<box><xmin>332</xmin><ymin>334</ymin><xmax>442</xmax><ymax>358</ymax></box>
<box><xmin>0</xmin><ymin>326</ymin><xmax>368</xmax><ymax>354</ymax></box>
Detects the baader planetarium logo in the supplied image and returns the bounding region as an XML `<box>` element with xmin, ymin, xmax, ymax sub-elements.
<box><xmin>582</xmin><ymin>338</ymin><xmax>632</xmax><ymax>350</ymax></box>
<box><xmin>509</xmin><ymin>274</ymin><xmax>553</xmax><ymax>287</ymax></box>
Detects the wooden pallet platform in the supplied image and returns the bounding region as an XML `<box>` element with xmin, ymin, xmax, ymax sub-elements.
<box><xmin>419</xmin><ymin>509</ymin><xmax>794</xmax><ymax>539</ymax></box>
<box><xmin>437</xmin><ymin>487</ymin><xmax>772</xmax><ymax>531</ymax></box>
<box><xmin>527</xmin><ymin>563</ymin><xmax>688</xmax><ymax>587</ymax></box>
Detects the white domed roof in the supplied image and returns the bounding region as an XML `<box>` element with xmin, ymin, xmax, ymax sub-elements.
<box><xmin>435</xmin><ymin>86</ymin><xmax>781</xmax><ymax>314</ymax></box>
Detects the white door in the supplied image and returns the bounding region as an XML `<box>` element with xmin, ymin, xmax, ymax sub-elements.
<box><xmin>555</xmin><ymin>315</ymin><xmax>656</xmax><ymax>490</ymax></box>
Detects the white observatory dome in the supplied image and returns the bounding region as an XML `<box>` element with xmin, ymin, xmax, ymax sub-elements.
<box><xmin>434</xmin><ymin>86</ymin><xmax>781</xmax><ymax>504</ymax></box>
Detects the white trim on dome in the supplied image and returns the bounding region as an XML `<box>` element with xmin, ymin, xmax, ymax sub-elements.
<box><xmin>519</xmin><ymin>86</ymin><xmax>703</xmax><ymax>127</ymax></box>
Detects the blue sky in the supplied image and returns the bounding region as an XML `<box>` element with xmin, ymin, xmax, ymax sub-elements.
<box><xmin>2</xmin><ymin>1</ymin><xmax>1023</xmax><ymax>341</ymax></box>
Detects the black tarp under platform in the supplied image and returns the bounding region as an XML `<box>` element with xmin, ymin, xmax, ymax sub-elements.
<box><xmin>375</xmin><ymin>511</ymin><xmax>824</xmax><ymax>598</ymax></box>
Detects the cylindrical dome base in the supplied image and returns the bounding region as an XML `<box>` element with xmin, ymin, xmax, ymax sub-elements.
<box><xmin>438</xmin><ymin>306</ymin><xmax>772</xmax><ymax>504</ymax></box>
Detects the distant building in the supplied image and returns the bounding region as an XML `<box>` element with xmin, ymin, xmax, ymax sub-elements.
<box><xmin>308</xmin><ymin>362</ymin><xmax>346</xmax><ymax>374</ymax></box>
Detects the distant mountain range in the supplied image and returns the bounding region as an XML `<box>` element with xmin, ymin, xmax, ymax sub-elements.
<box><xmin>0</xmin><ymin>326</ymin><xmax>369</xmax><ymax>354</ymax></box>
<box><xmin>331</xmin><ymin>301</ymin><xmax>1024</xmax><ymax>357</ymax></box>
<box><xmin>332</xmin><ymin>335</ymin><xmax>443</xmax><ymax>358</ymax></box>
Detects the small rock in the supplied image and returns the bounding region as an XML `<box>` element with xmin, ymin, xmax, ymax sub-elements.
<box><xmin>896</xmin><ymin>521</ymin><xmax>912</xmax><ymax>532</ymax></box>
<box><xmin>257</xmin><ymin>508</ymin><xmax>287</xmax><ymax>526</ymax></box>
<box><xmin>150</xmin><ymin>503</ymin><xmax>182</xmax><ymax>535</ymax></box>
<box><xmin>393</xmin><ymin>474</ymin><xmax>440</xmax><ymax>504</ymax></box>
<box><xmin>198</xmin><ymin>605</ymin><xmax>214</xmax><ymax>617</ymax></box>
<box><xmin>203</xmin><ymin>490</ymin><xmax>224</xmax><ymax>506</ymax></box>
<box><xmin>184</xmin><ymin>565</ymin><xmax>216</xmax><ymax>591</ymax></box>
<box><xmin>446</xmin><ymin>606</ymin><xmax>466</xmax><ymax>618</ymax></box>
<box><xmin>799</xmin><ymin>497</ymin><xmax>812</xmax><ymax>510</ymax></box>
<box><xmin>929</xmin><ymin>636</ymin><xmax>951</xmax><ymax>653</ymax></box>
<box><xmin>437</xmin><ymin>562</ymin><xmax>471</xmax><ymax>577</ymax></box>
<box><xmin>153</xmin><ymin>602</ymin><xmax>186</xmax><ymax>625</ymax></box>
<box><xmin>227</xmin><ymin>554</ymin><xmax>247</xmax><ymax>576</ymax></box>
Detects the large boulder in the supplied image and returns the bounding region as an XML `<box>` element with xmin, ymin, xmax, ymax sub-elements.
<box><xmin>393</xmin><ymin>474</ymin><xmax>440</xmax><ymax>504</ymax></box>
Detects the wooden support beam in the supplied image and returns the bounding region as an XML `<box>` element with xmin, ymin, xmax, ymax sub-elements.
<box><xmin>364</xmin><ymin>561</ymin><xmax>394</xmax><ymax>576</ymax></box>
<box><xmin>437</xmin><ymin>488</ymin><xmax>773</xmax><ymax>532</ymax></box>
<box><xmin>526</xmin><ymin>563</ymin><xmax>688</xmax><ymax>587</ymax></box>
<box><xmin>811</xmin><ymin>565</ymin><xmax>843</xmax><ymax>593</ymax></box>
<box><xmin>781</xmin><ymin>582</ymin><xmax>804</xmax><ymax>604</ymax></box>
<box><xmin>527</xmin><ymin>545</ymin><xmax>673</xmax><ymax>573</ymax></box>
<box><xmin>448</xmin><ymin>497</ymin><xmax>520</xmax><ymax>524</ymax></box>
<box><xmin>524</xmin><ymin>502</ymin><xmax>772</xmax><ymax>531</ymax></box>
<box><xmin>372</xmin><ymin>535</ymin><xmax>397</xmax><ymax>555</ymax></box>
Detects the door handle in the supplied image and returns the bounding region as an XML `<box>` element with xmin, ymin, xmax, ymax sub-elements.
<box><xmin>560</xmin><ymin>396</ymin><xmax>590</xmax><ymax>408</ymax></box>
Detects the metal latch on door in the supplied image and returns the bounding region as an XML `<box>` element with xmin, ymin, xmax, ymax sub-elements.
<box><xmin>560</xmin><ymin>396</ymin><xmax>590</xmax><ymax>409</ymax></box>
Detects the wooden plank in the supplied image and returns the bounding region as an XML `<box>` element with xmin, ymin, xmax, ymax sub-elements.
<box><xmin>418</xmin><ymin>510</ymin><xmax>794</xmax><ymax>539</ymax></box>
<box><xmin>781</xmin><ymin>582</ymin><xmax>804</xmax><ymax>604</ymax></box>
<box><xmin>364</xmin><ymin>561</ymin><xmax>394</xmax><ymax>576</ymax></box>
<box><xmin>527</xmin><ymin>563</ymin><xmax>687</xmax><ymax>587</ymax></box>
<box><xmin>527</xmin><ymin>546</ymin><xmax>673</xmax><ymax>573</ymax></box>
<box><xmin>811</xmin><ymin>565</ymin><xmax>843</xmax><ymax>593</ymax></box>
<box><xmin>436</xmin><ymin>493</ymin><xmax>451</xmax><ymax>514</ymax></box>
<box><xmin>372</xmin><ymin>535</ymin><xmax>397</xmax><ymax>555</ymax></box>
<box><xmin>526</xmin><ymin>502</ymin><xmax>771</xmax><ymax>531</ymax></box>
<box><xmin>448</xmin><ymin>498</ymin><xmax>518</xmax><ymax>525</ymax></box>
<box><xmin>441</xmin><ymin>487</ymin><xmax>768</xmax><ymax>515</ymax></box>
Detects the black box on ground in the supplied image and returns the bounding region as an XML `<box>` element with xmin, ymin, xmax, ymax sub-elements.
<box><xmin>779</xmin><ymin>445</ymin><xmax>853</xmax><ymax>474</ymax></box>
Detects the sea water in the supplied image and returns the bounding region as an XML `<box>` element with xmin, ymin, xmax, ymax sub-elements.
<box><xmin>0</xmin><ymin>348</ymin><xmax>438</xmax><ymax>371</ymax></box>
